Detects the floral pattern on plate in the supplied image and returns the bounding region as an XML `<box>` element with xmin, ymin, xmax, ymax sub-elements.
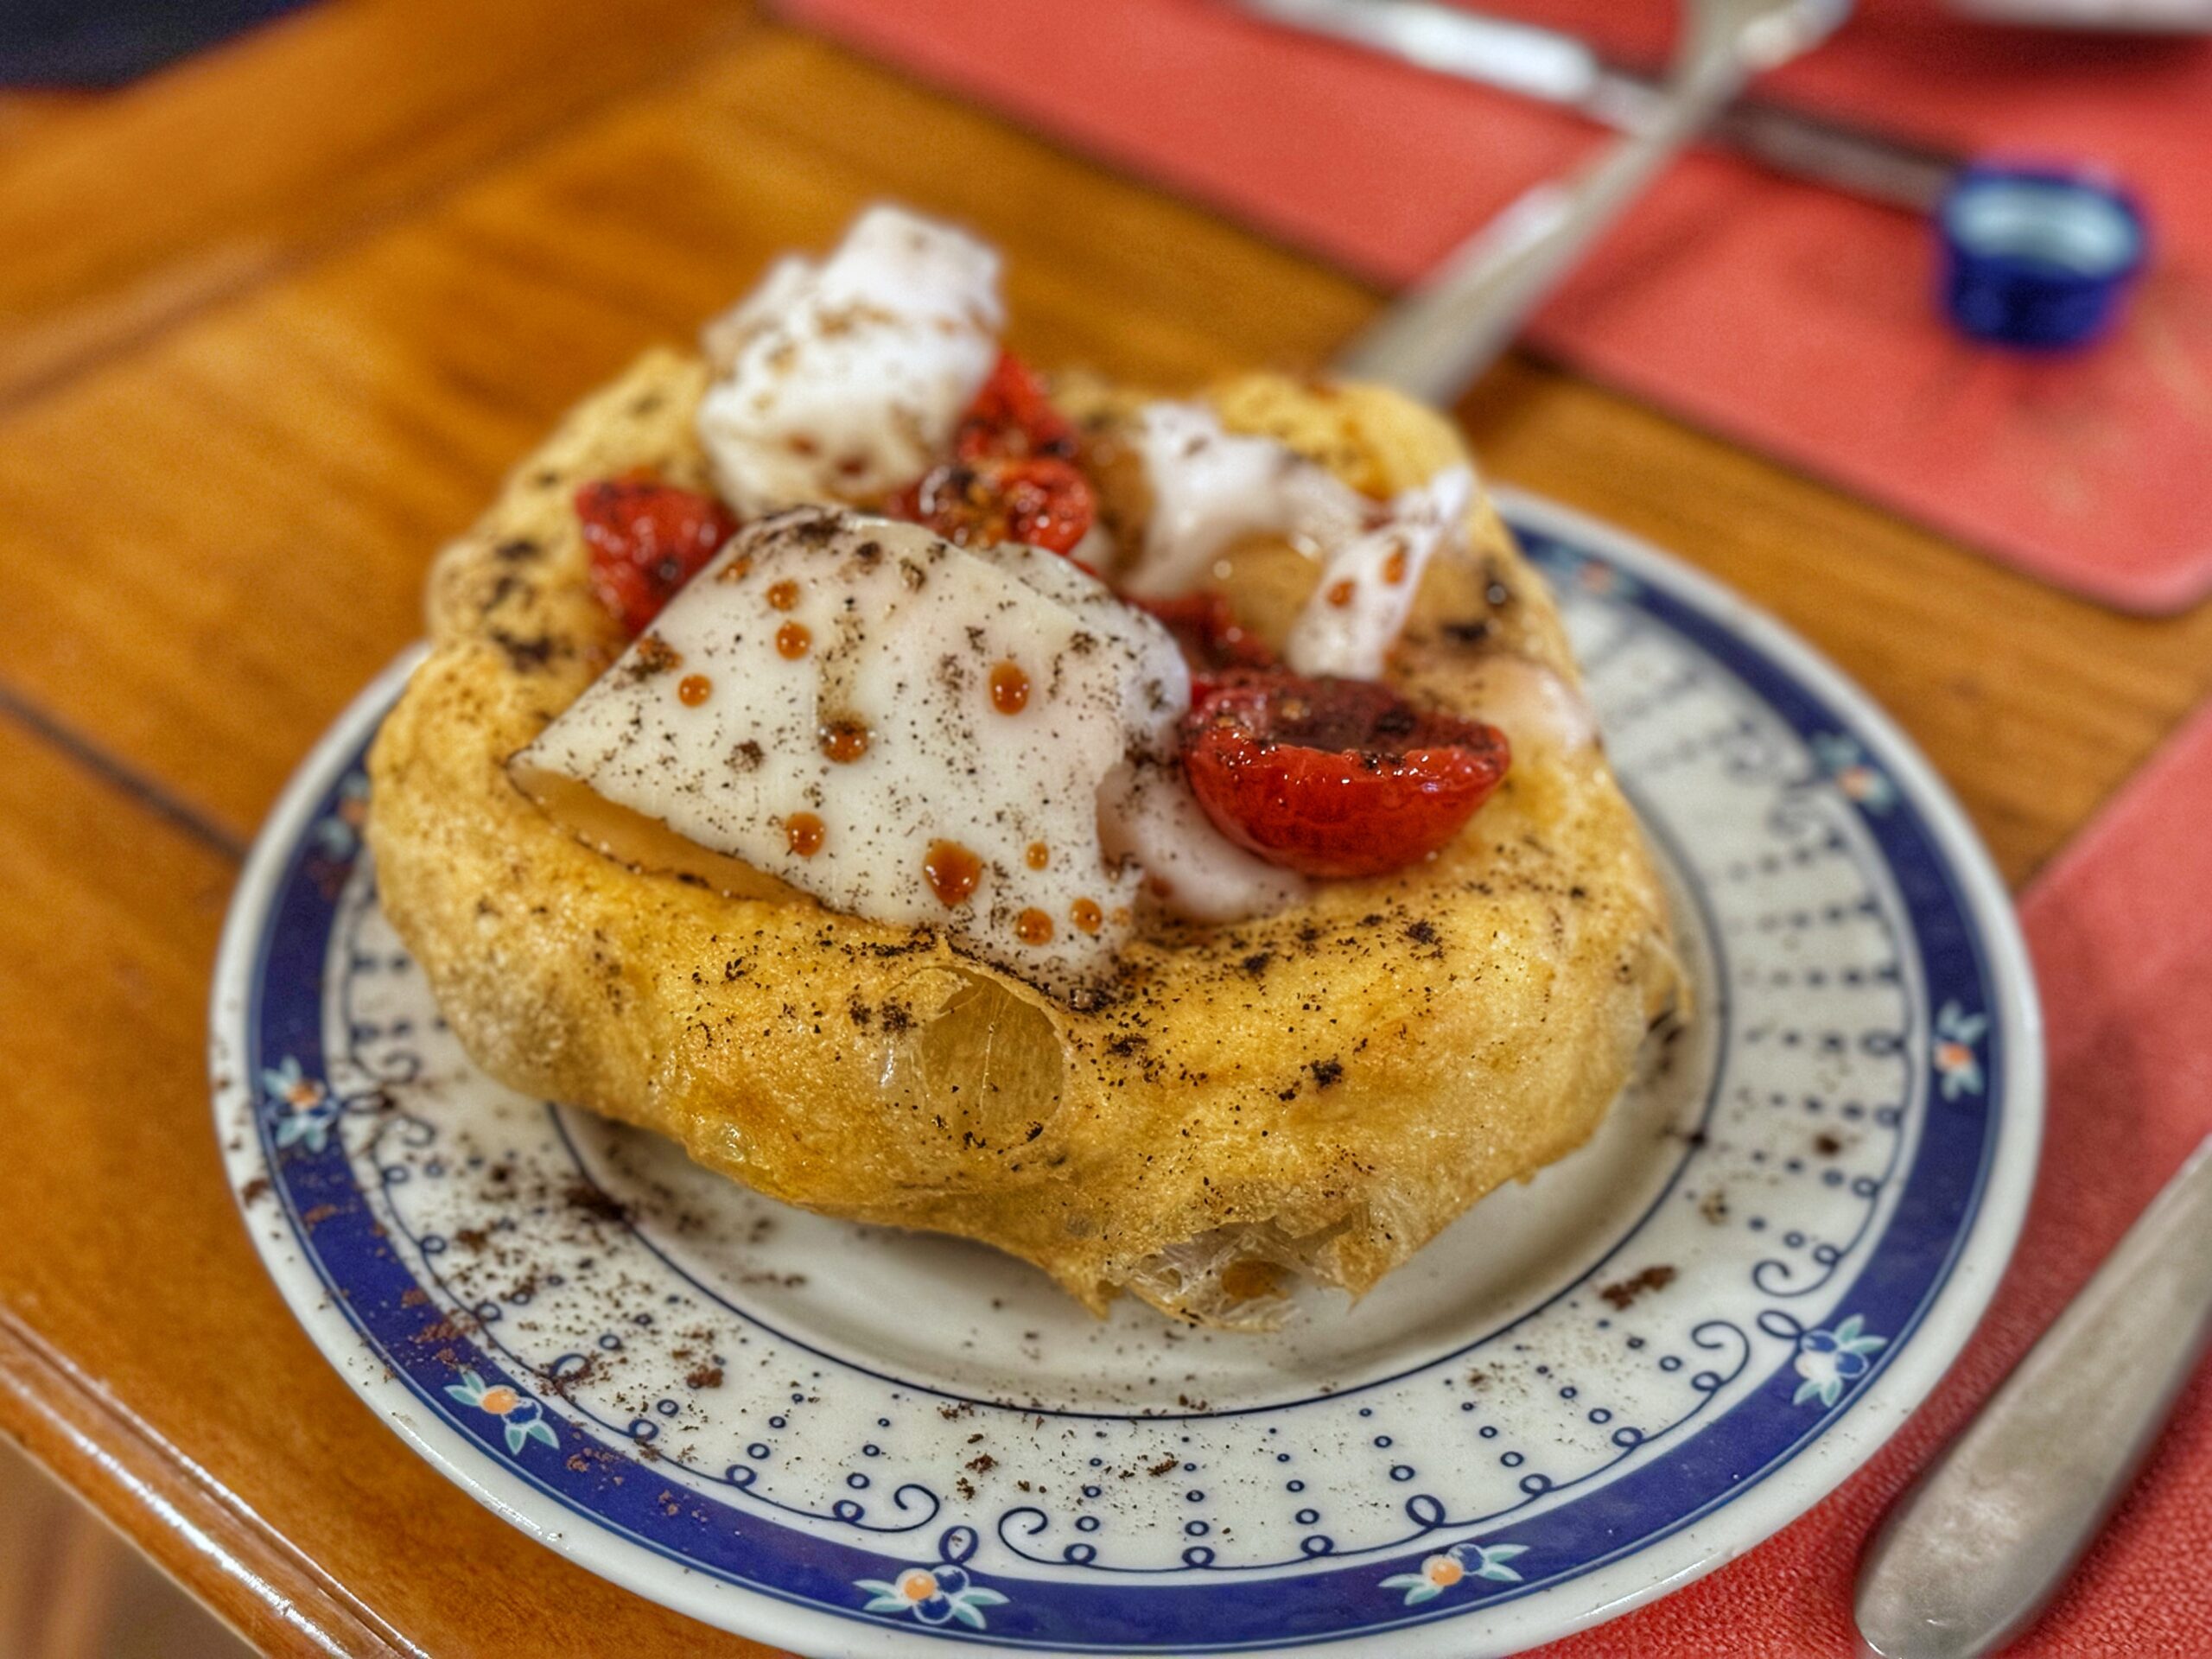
<box><xmin>1792</xmin><ymin>1316</ymin><xmax>1890</xmax><ymax>1408</ymax></box>
<box><xmin>1381</xmin><ymin>1541</ymin><xmax>1530</xmax><ymax>1605</ymax></box>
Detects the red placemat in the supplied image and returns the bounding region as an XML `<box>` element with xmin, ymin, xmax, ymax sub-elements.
<box><xmin>1536</xmin><ymin>702</ymin><xmax>2212</xmax><ymax>1655</ymax></box>
<box><xmin>784</xmin><ymin>0</ymin><xmax>2212</xmax><ymax>612</ymax></box>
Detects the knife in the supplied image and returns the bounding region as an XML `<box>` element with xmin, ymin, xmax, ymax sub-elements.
<box><xmin>1231</xmin><ymin>0</ymin><xmax>1963</xmax><ymax>212</ymax></box>
<box><xmin>1855</xmin><ymin>1134</ymin><xmax>2212</xmax><ymax>1657</ymax></box>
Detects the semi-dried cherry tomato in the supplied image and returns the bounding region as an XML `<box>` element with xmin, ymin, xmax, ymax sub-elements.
<box><xmin>1179</xmin><ymin>671</ymin><xmax>1510</xmax><ymax>879</ymax></box>
<box><xmin>889</xmin><ymin>352</ymin><xmax>1096</xmax><ymax>556</ymax></box>
<box><xmin>893</xmin><ymin>456</ymin><xmax>1096</xmax><ymax>557</ymax></box>
<box><xmin>575</xmin><ymin>473</ymin><xmax>738</xmax><ymax>636</ymax></box>
<box><xmin>956</xmin><ymin>350</ymin><xmax>1079</xmax><ymax>462</ymax></box>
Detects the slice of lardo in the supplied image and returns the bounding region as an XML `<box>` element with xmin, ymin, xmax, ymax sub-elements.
<box><xmin>1098</xmin><ymin>759</ymin><xmax>1309</xmax><ymax>924</ymax></box>
<box><xmin>513</xmin><ymin>509</ymin><xmax>1192</xmax><ymax>996</ymax></box>
<box><xmin>1118</xmin><ymin>403</ymin><xmax>1368</xmax><ymax>601</ymax></box>
<box><xmin>1285</xmin><ymin>466</ymin><xmax>1474</xmax><ymax>679</ymax></box>
<box><xmin>696</xmin><ymin>205</ymin><xmax>1002</xmax><ymax>518</ymax></box>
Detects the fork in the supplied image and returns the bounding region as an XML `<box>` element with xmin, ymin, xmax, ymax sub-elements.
<box><xmin>1330</xmin><ymin>0</ymin><xmax>1851</xmax><ymax>403</ymax></box>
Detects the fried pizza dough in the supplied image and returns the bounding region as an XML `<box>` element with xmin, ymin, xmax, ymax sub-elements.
<box><xmin>365</xmin><ymin>350</ymin><xmax>1680</xmax><ymax>1328</ymax></box>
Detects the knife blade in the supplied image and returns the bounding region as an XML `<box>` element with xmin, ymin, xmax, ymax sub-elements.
<box><xmin>1231</xmin><ymin>0</ymin><xmax>1962</xmax><ymax>212</ymax></box>
<box><xmin>1855</xmin><ymin>1134</ymin><xmax>2212</xmax><ymax>1657</ymax></box>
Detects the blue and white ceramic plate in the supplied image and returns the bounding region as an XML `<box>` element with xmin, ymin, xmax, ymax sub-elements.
<box><xmin>213</xmin><ymin>492</ymin><xmax>2041</xmax><ymax>1657</ymax></box>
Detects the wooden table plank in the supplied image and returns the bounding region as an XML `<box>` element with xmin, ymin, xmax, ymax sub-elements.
<box><xmin>0</xmin><ymin>721</ymin><xmax>780</xmax><ymax>1656</ymax></box>
<box><xmin>0</xmin><ymin>28</ymin><xmax>2206</xmax><ymax>888</ymax></box>
<box><xmin>0</xmin><ymin>0</ymin><xmax>752</xmax><ymax>407</ymax></box>
<box><xmin>0</xmin><ymin>91</ymin><xmax>89</xmax><ymax>148</ymax></box>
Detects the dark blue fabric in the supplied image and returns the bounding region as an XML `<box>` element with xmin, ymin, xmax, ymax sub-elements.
<box><xmin>0</xmin><ymin>0</ymin><xmax>316</xmax><ymax>88</ymax></box>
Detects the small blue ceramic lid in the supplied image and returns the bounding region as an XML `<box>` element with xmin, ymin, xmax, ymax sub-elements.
<box><xmin>1938</xmin><ymin>163</ymin><xmax>2146</xmax><ymax>350</ymax></box>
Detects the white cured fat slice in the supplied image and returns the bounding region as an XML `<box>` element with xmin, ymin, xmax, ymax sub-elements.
<box><xmin>513</xmin><ymin>510</ymin><xmax>1193</xmax><ymax>995</ymax></box>
<box><xmin>1125</xmin><ymin>404</ymin><xmax>1478</xmax><ymax>683</ymax></box>
<box><xmin>695</xmin><ymin>205</ymin><xmax>1002</xmax><ymax>518</ymax></box>
<box><xmin>1285</xmin><ymin>466</ymin><xmax>1475</xmax><ymax>680</ymax></box>
<box><xmin>1098</xmin><ymin>760</ymin><xmax>1310</xmax><ymax>925</ymax></box>
<box><xmin>1119</xmin><ymin>403</ymin><xmax>1370</xmax><ymax>601</ymax></box>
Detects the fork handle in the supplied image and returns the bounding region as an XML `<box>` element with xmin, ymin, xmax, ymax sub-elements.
<box><xmin>1855</xmin><ymin>1135</ymin><xmax>2212</xmax><ymax>1659</ymax></box>
<box><xmin>1328</xmin><ymin>47</ymin><xmax>1742</xmax><ymax>403</ymax></box>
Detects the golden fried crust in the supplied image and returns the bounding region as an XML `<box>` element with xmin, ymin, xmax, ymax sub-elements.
<box><xmin>366</xmin><ymin>349</ymin><xmax>1679</xmax><ymax>1327</ymax></box>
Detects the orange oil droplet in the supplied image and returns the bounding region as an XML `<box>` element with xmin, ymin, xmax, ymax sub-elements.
<box><xmin>766</xmin><ymin>579</ymin><xmax>800</xmax><ymax>611</ymax></box>
<box><xmin>1070</xmin><ymin>898</ymin><xmax>1103</xmax><ymax>934</ymax></box>
<box><xmin>819</xmin><ymin>721</ymin><xmax>870</xmax><ymax>764</ymax></box>
<box><xmin>1015</xmin><ymin>908</ymin><xmax>1054</xmax><ymax>944</ymax></box>
<box><xmin>988</xmin><ymin>660</ymin><xmax>1031</xmax><ymax>715</ymax></box>
<box><xmin>677</xmin><ymin>674</ymin><xmax>713</xmax><ymax>707</ymax></box>
<box><xmin>923</xmin><ymin>841</ymin><xmax>982</xmax><ymax>907</ymax></box>
<box><xmin>775</xmin><ymin>620</ymin><xmax>811</xmax><ymax>659</ymax></box>
<box><xmin>1325</xmin><ymin>578</ymin><xmax>1357</xmax><ymax>608</ymax></box>
<box><xmin>1382</xmin><ymin>546</ymin><xmax>1409</xmax><ymax>586</ymax></box>
<box><xmin>784</xmin><ymin>812</ymin><xmax>824</xmax><ymax>858</ymax></box>
<box><xmin>1025</xmin><ymin>842</ymin><xmax>1050</xmax><ymax>870</ymax></box>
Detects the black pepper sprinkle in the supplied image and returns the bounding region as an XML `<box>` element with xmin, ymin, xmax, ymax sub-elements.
<box><xmin>787</xmin><ymin>511</ymin><xmax>842</xmax><ymax>546</ymax></box>
<box><xmin>627</xmin><ymin>634</ymin><xmax>681</xmax><ymax>677</ymax></box>
<box><xmin>489</xmin><ymin>628</ymin><xmax>557</xmax><ymax>671</ymax></box>
<box><xmin>1599</xmin><ymin>1264</ymin><xmax>1677</xmax><ymax>1310</ymax></box>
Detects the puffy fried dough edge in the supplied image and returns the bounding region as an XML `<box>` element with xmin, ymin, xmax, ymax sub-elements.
<box><xmin>366</xmin><ymin>347</ymin><xmax>1681</xmax><ymax>1330</ymax></box>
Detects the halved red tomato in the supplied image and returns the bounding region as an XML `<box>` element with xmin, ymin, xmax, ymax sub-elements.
<box><xmin>956</xmin><ymin>350</ymin><xmax>1079</xmax><ymax>463</ymax></box>
<box><xmin>893</xmin><ymin>456</ymin><xmax>1096</xmax><ymax>557</ymax></box>
<box><xmin>575</xmin><ymin>472</ymin><xmax>739</xmax><ymax>636</ymax></box>
<box><xmin>889</xmin><ymin>352</ymin><xmax>1096</xmax><ymax>556</ymax></box>
<box><xmin>1179</xmin><ymin>671</ymin><xmax>1510</xmax><ymax>879</ymax></box>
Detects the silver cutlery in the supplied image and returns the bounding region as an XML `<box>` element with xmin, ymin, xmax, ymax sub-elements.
<box><xmin>1331</xmin><ymin>0</ymin><xmax>1850</xmax><ymax>403</ymax></box>
<box><xmin>1856</xmin><ymin>1134</ymin><xmax>2212</xmax><ymax>1657</ymax></box>
<box><xmin>1235</xmin><ymin>0</ymin><xmax>1961</xmax><ymax>212</ymax></box>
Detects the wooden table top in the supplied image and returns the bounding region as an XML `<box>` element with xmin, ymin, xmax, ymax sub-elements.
<box><xmin>3</xmin><ymin>3</ymin><xmax>2209</xmax><ymax>1652</ymax></box>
